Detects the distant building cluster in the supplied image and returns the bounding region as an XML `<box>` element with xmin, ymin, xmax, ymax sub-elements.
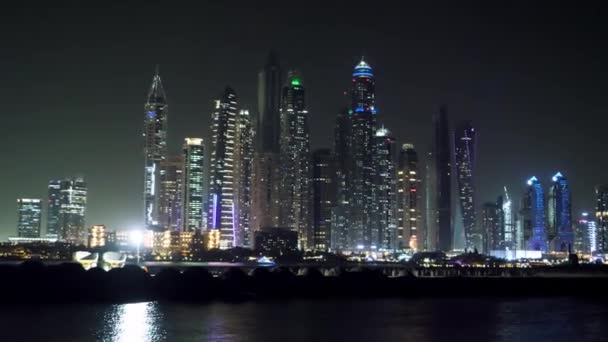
<box><xmin>10</xmin><ymin>53</ymin><xmax>608</xmax><ymax>261</ymax></box>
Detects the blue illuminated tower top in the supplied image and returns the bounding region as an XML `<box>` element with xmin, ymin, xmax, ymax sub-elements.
<box><xmin>351</xmin><ymin>57</ymin><xmax>376</xmax><ymax>114</ymax></box>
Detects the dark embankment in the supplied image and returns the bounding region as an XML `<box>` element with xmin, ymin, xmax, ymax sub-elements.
<box><xmin>1</xmin><ymin>261</ymin><xmax>608</xmax><ymax>304</ymax></box>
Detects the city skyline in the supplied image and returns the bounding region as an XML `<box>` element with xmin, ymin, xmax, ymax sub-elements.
<box><xmin>1</xmin><ymin>3</ymin><xmax>607</xmax><ymax>240</ymax></box>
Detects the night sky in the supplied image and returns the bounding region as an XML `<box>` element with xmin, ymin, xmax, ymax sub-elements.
<box><xmin>1</xmin><ymin>2</ymin><xmax>607</xmax><ymax>239</ymax></box>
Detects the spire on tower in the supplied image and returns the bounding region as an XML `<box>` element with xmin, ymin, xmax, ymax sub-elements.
<box><xmin>147</xmin><ymin>66</ymin><xmax>166</xmax><ymax>104</ymax></box>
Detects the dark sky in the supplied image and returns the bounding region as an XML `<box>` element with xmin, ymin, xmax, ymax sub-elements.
<box><xmin>1</xmin><ymin>2</ymin><xmax>607</xmax><ymax>239</ymax></box>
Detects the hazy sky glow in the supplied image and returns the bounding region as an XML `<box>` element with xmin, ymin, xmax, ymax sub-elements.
<box><xmin>1</xmin><ymin>2</ymin><xmax>607</xmax><ymax>239</ymax></box>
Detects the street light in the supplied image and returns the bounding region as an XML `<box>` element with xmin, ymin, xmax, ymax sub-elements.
<box><xmin>130</xmin><ymin>230</ymin><xmax>144</xmax><ymax>265</ymax></box>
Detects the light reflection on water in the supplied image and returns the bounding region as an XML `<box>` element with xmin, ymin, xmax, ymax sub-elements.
<box><xmin>99</xmin><ymin>302</ymin><xmax>165</xmax><ymax>342</ymax></box>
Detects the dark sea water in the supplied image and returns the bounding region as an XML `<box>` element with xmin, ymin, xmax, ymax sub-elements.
<box><xmin>0</xmin><ymin>298</ymin><xmax>606</xmax><ymax>341</ymax></box>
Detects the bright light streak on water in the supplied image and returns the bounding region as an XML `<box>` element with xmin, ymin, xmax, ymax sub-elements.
<box><xmin>104</xmin><ymin>302</ymin><xmax>165</xmax><ymax>342</ymax></box>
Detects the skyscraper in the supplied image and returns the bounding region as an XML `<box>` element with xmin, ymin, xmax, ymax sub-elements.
<box><xmin>59</xmin><ymin>177</ymin><xmax>87</xmax><ymax>244</ymax></box>
<box><xmin>547</xmin><ymin>172</ymin><xmax>573</xmax><ymax>252</ymax></box>
<box><xmin>279</xmin><ymin>71</ymin><xmax>312</xmax><ymax>249</ymax></box>
<box><xmin>345</xmin><ymin>58</ymin><xmax>377</xmax><ymax>250</ymax></box>
<box><xmin>331</xmin><ymin>107</ymin><xmax>351</xmax><ymax>250</ymax></box>
<box><xmin>372</xmin><ymin>127</ymin><xmax>397</xmax><ymax>250</ymax></box>
<box><xmin>454</xmin><ymin>120</ymin><xmax>480</xmax><ymax>251</ymax></box>
<box><xmin>312</xmin><ymin>149</ymin><xmax>335</xmax><ymax>251</ymax></box>
<box><xmin>234</xmin><ymin>109</ymin><xmax>254</xmax><ymax>248</ymax></box>
<box><xmin>143</xmin><ymin>67</ymin><xmax>168</xmax><ymax>229</ymax></box>
<box><xmin>521</xmin><ymin>176</ymin><xmax>547</xmax><ymax>251</ymax></box>
<box><xmin>433</xmin><ymin>106</ymin><xmax>452</xmax><ymax>252</ymax></box>
<box><xmin>576</xmin><ymin>212</ymin><xmax>597</xmax><ymax>254</ymax></box>
<box><xmin>252</xmin><ymin>53</ymin><xmax>282</xmax><ymax>234</ymax></box>
<box><xmin>209</xmin><ymin>87</ymin><xmax>237</xmax><ymax>249</ymax></box>
<box><xmin>425</xmin><ymin>151</ymin><xmax>438</xmax><ymax>251</ymax></box>
<box><xmin>183</xmin><ymin>138</ymin><xmax>204</xmax><ymax>232</ymax></box>
<box><xmin>46</xmin><ymin>179</ymin><xmax>61</xmax><ymax>238</ymax></box>
<box><xmin>158</xmin><ymin>155</ymin><xmax>184</xmax><ymax>231</ymax></box>
<box><xmin>501</xmin><ymin>186</ymin><xmax>515</xmax><ymax>249</ymax></box>
<box><xmin>595</xmin><ymin>184</ymin><xmax>608</xmax><ymax>252</ymax></box>
<box><xmin>481</xmin><ymin>202</ymin><xmax>500</xmax><ymax>252</ymax></box>
<box><xmin>17</xmin><ymin>199</ymin><xmax>42</xmax><ymax>238</ymax></box>
<box><xmin>397</xmin><ymin>143</ymin><xmax>422</xmax><ymax>250</ymax></box>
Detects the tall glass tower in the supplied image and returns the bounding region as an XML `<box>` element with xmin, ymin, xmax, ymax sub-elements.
<box><xmin>312</xmin><ymin>149</ymin><xmax>335</xmax><ymax>251</ymax></box>
<box><xmin>17</xmin><ymin>199</ymin><xmax>42</xmax><ymax>238</ymax></box>
<box><xmin>433</xmin><ymin>106</ymin><xmax>452</xmax><ymax>252</ymax></box>
<box><xmin>209</xmin><ymin>87</ymin><xmax>237</xmax><ymax>249</ymax></box>
<box><xmin>331</xmin><ymin>107</ymin><xmax>351</xmax><ymax>251</ymax></box>
<box><xmin>183</xmin><ymin>138</ymin><xmax>204</xmax><ymax>232</ymax></box>
<box><xmin>46</xmin><ymin>179</ymin><xmax>61</xmax><ymax>238</ymax></box>
<box><xmin>547</xmin><ymin>172</ymin><xmax>573</xmax><ymax>252</ymax></box>
<box><xmin>372</xmin><ymin>127</ymin><xmax>397</xmax><ymax>250</ymax></box>
<box><xmin>59</xmin><ymin>177</ymin><xmax>87</xmax><ymax>244</ymax></box>
<box><xmin>397</xmin><ymin>143</ymin><xmax>422</xmax><ymax>250</ymax></box>
<box><xmin>279</xmin><ymin>71</ymin><xmax>312</xmax><ymax>249</ymax></box>
<box><xmin>159</xmin><ymin>155</ymin><xmax>184</xmax><ymax>231</ymax></box>
<box><xmin>521</xmin><ymin>176</ymin><xmax>547</xmax><ymax>251</ymax></box>
<box><xmin>595</xmin><ymin>184</ymin><xmax>608</xmax><ymax>252</ymax></box>
<box><xmin>143</xmin><ymin>67</ymin><xmax>168</xmax><ymax>229</ymax></box>
<box><xmin>234</xmin><ymin>109</ymin><xmax>254</xmax><ymax>248</ymax></box>
<box><xmin>454</xmin><ymin>120</ymin><xmax>480</xmax><ymax>251</ymax></box>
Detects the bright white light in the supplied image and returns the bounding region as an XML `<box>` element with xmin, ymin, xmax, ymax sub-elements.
<box><xmin>130</xmin><ymin>230</ymin><xmax>144</xmax><ymax>245</ymax></box>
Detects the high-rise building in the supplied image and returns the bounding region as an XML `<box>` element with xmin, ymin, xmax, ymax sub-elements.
<box><xmin>312</xmin><ymin>149</ymin><xmax>335</xmax><ymax>251</ymax></box>
<box><xmin>17</xmin><ymin>199</ymin><xmax>42</xmax><ymax>238</ymax></box>
<box><xmin>454</xmin><ymin>120</ymin><xmax>480</xmax><ymax>251</ymax></box>
<box><xmin>88</xmin><ymin>225</ymin><xmax>107</xmax><ymax>248</ymax></box>
<box><xmin>331</xmin><ymin>108</ymin><xmax>351</xmax><ymax>251</ymax></box>
<box><xmin>345</xmin><ymin>58</ymin><xmax>377</xmax><ymax>250</ymax></box>
<box><xmin>433</xmin><ymin>106</ymin><xmax>452</xmax><ymax>252</ymax></box>
<box><xmin>143</xmin><ymin>67</ymin><xmax>168</xmax><ymax>229</ymax></box>
<box><xmin>482</xmin><ymin>202</ymin><xmax>500</xmax><ymax>252</ymax></box>
<box><xmin>183</xmin><ymin>138</ymin><xmax>204</xmax><ymax>232</ymax></box>
<box><xmin>234</xmin><ymin>109</ymin><xmax>254</xmax><ymax>248</ymax></box>
<box><xmin>279</xmin><ymin>71</ymin><xmax>312</xmax><ymax>249</ymax></box>
<box><xmin>252</xmin><ymin>53</ymin><xmax>282</xmax><ymax>234</ymax></box>
<box><xmin>372</xmin><ymin>127</ymin><xmax>397</xmax><ymax>250</ymax></box>
<box><xmin>397</xmin><ymin>143</ymin><xmax>422</xmax><ymax>250</ymax></box>
<box><xmin>158</xmin><ymin>155</ymin><xmax>184</xmax><ymax>231</ymax></box>
<box><xmin>59</xmin><ymin>177</ymin><xmax>87</xmax><ymax>244</ymax></box>
<box><xmin>46</xmin><ymin>179</ymin><xmax>61</xmax><ymax>238</ymax></box>
<box><xmin>595</xmin><ymin>184</ymin><xmax>608</xmax><ymax>252</ymax></box>
<box><xmin>209</xmin><ymin>87</ymin><xmax>237</xmax><ymax>249</ymax></box>
<box><xmin>547</xmin><ymin>172</ymin><xmax>573</xmax><ymax>252</ymax></box>
<box><xmin>501</xmin><ymin>186</ymin><xmax>515</xmax><ymax>249</ymax></box>
<box><xmin>521</xmin><ymin>176</ymin><xmax>547</xmax><ymax>251</ymax></box>
<box><xmin>576</xmin><ymin>212</ymin><xmax>597</xmax><ymax>254</ymax></box>
<box><xmin>425</xmin><ymin>151</ymin><xmax>438</xmax><ymax>251</ymax></box>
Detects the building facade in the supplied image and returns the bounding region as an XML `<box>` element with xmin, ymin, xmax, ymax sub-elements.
<box><xmin>433</xmin><ymin>106</ymin><xmax>452</xmax><ymax>252</ymax></box>
<box><xmin>547</xmin><ymin>172</ymin><xmax>573</xmax><ymax>252</ymax></box>
<box><xmin>143</xmin><ymin>68</ymin><xmax>168</xmax><ymax>229</ymax></box>
<box><xmin>279</xmin><ymin>71</ymin><xmax>312</xmax><ymax>249</ymax></box>
<box><xmin>46</xmin><ymin>180</ymin><xmax>62</xmax><ymax>238</ymax></box>
<box><xmin>234</xmin><ymin>109</ymin><xmax>254</xmax><ymax>248</ymax></box>
<box><xmin>312</xmin><ymin>149</ymin><xmax>335</xmax><ymax>251</ymax></box>
<box><xmin>576</xmin><ymin>212</ymin><xmax>597</xmax><ymax>254</ymax></box>
<box><xmin>209</xmin><ymin>87</ymin><xmax>237</xmax><ymax>249</ymax></box>
<box><xmin>454</xmin><ymin>120</ymin><xmax>480</xmax><ymax>251</ymax></box>
<box><xmin>595</xmin><ymin>184</ymin><xmax>608</xmax><ymax>252</ymax></box>
<box><xmin>331</xmin><ymin>107</ymin><xmax>351</xmax><ymax>251</ymax></box>
<box><xmin>182</xmin><ymin>138</ymin><xmax>204</xmax><ymax>232</ymax></box>
<box><xmin>521</xmin><ymin>176</ymin><xmax>547</xmax><ymax>251</ymax></box>
<box><xmin>59</xmin><ymin>177</ymin><xmax>87</xmax><ymax>244</ymax></box>
<box><xmin>17</xmin><ymin>198</ymin><xmax>42</xmax><ymax>238</ymax></box>
<box><xmin>397</xmin><ymin>143</ymin><xmax>422</xmax><ymax>250</ymax></box>
<box><xmin>482</xmin><ymin>202</ymin><xmax>500</xmax><ymax>252</ymax></box>
<box><xmin>372</xmin><ymin>127</ymin><xmax>397</xmax><ymax>250</ymax></box>
<box><xmin>88</xmin><ymin>225</ymin><xmax>107</xmax><ymax>248</ymax></box>
<box><xmin>158</xmin><ymin>155</ymin><xmax>184</xmax><ymax>231</ymax></box>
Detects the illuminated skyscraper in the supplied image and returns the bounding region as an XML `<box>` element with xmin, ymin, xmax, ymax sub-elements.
<box><xmin>576</xmin><ymin>212</ymin><xmax>597</xmax><ymax>253</ymax></box>
<box><xmin>425</xmin><ymin>151</ymin><xmax>437</xmax><ymax>251</ymax></box>
<box><xmin>59</xmin><ymin>177</ymin><xmax>87</xmax><ymax>244</ymax></box>
<box><xmin>279</xmin><ymin>71</ymin><xmax>312</xmax><ymax>249</ymax></box>
<box><xmin>234</xmin><ymin>109</ymin><xmax>254</xmax><ymax>248</ymax></box>
<box><xmin>521</xmin><ymin>177</ymin><xmax>547</xmax><ymax>251</ymax></box>
<box><xmin>183</xmin><ymin>138</ymin><xmax>204</xmax><ymax>232</ymax></box>
<box><xmin>397</xmin><ymin>143</ymin><xmax>422</xmax><ymax>250</ymax></box>
<box><xmin>88</xmin><ymin>225</ymin><xmax>107</xmax><ymax>248</ymax></box>
<box><xmin>501</xmin><ymin>187</ymin><xmax>515</xmax><ymax>249</ymax></box>
<box><xmin>454</xmin><ymin>120</ymin><xmax>480</xmax><ymax>251</ymax></box>
<box><xmin>46</xmin><ymin>179</ymin><xmax>61</xmax><ymax>238</ymax></box>
<box><xmin>345</xmin><ymin>58</ymin><xmax>377</xmax><ymax>250</ymax></box>
<box><xmin>331</xmin><ymin>108</ymin><xmax>351</xmax><ymax>250</ymax></box>
<box><xmin>17</xmin><ymin>198</ymin><xmax>42</xmax><ymax>238</ymax></box>
<box><xmin>312</xmin><ymin>149</ymin><xmax>335</xmax><ymax>251</ymax></box>
<box><xmin>482</xmin><ymin>202</ymin><xmax>500</xmax><ymax>252</ymax></box>
<box><xmin>158</xmin><ymin>156</ymin><xmax>184</xmax><ymax>231</ymax></box>
<box><xmin>372</xmin><ymin>127</ymin><xmax>397</xmax><ymax>250</ymax></box>
<box><xmin>143</xmin><ymin>67</ymin><xmax>168</xmax><ymax>229</ymax></box>
<box><xmin>595</xmin><ymin>184</ymin><xmax>608</xmax><ymax>252</ymax></box>
<box><xmin>252</xmin><ymin>52</ymin><xmax>282</xmax><ymax>234</ymax></box>
<box><xmin>433</xmin><ymin>106</ymin><xmax>452</xmax><ymax>252</ymax></box>
<box><xmin>547</xmin><ymin>172</ymin><xmax>573</xmax><ymax>252</ymax></box>
<box><xmin>209</xmin><ymin>87</ymin><xmax>237</xmax><ymax>249</ymax></box>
